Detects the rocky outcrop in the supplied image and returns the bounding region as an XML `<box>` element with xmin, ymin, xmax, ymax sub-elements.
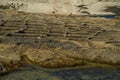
<box><xmin>24</xmin><ymin>40</ymin><xmax>120</xmax><ymax>67</ymax></box>
<box><xmin>0</xmin><ymin>10</ymin><xmax>120</xmax><ymax>72</ymax></box>
<box><xmin>0</xmin><ymin>0</ymin><xmax>120</xmax><ymax>15</ymax></box>
<box><xmin>0</xmin><ymin>10</ymin><xmax>120</xmax><ymax>74</ymax></box>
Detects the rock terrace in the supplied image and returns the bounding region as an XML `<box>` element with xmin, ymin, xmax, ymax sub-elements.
<box><xmin>0</xmin><ymin>10</ymin><xmax>120</xmax><ymax>74</ymax></box>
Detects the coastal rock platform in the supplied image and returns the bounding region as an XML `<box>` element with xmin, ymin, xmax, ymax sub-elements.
<box><xmin>0</xmin><ymin>10</ymin><xmax>120</xmax><ymax>75</ymax></box>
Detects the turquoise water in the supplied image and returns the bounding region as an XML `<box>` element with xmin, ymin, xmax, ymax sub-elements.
<box><xmin>1</xmin><ymin>65</ymin><xmax>120</xmax><ymax>80</ymax></box>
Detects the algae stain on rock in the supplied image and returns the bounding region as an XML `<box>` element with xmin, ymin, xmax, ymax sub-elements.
<box><xmin>1</xmin><ymin>65</ymin><xmax>120</xmax><ymax>80</ymax></box>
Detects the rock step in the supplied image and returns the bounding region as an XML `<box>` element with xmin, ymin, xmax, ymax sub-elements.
<box><xmin>76</xmin><ymin>27</ymin><xmax>99</xmax><ymax>31</ymax></box>
<box><xmin>69</xmin><ymin>32</ymin><xmax>93</xmax><ymax>36</ymax></box>
<box><xmin>3</xmin><ymin>24</ymin><xmax>24</xmax><ymax>27</ymax></box>
<box><xmin>110</xmin><ymin>43</ymin><xmax>120</xmax><ymax>47</ymax></box>
<box><xmin>48</xmin><ymin>27</ymin><xmax>65</xmax><ymax>30</ymax></box>
<box><xmin>27</xmin><ymin>18</ymin><xmax>45</xmax><ymax>21</ymax></box>
<box><xmin>27</xmin><ymin>20</ymin><xmax>45</xmax><ymax>23</ymax></box>
<box><xmin>98</xmin><ymin>31</ymin><xmax>120</xmax><ymax>36</ymax></box>
<box><xmin>68</xmin><ymin>29</ymin><xmax>81</xmax><ymax>32</ymax></box>
<box><xmin>106</xmin><ymin>41</ymin><xmax>120</xmax><ymax>43</ymax></box>
<box><xmin>90</xmin><ymin>36</ymin><xmax>116</xmax><ymax>41</ymax></box>
<box><xmin>27</xmin><ymin>25</ymin><xmax>48</xmax><ymax>29</ymax></box>
<box><xmin>48</xmin><ymin>30</ymin><xmax>65</xmax><ymax>33</ymax></box>
<box><xmin>26</xmin><ymin>29</ymin><xmax>48</xmax><ymax>31</ymax></box>
<box><xmin>0</xmin><ymin>26</ymin><xmax>23</xmax><ymax>28</ymax></box>
<box><xmin>66</xmin><ymin>26</ymin><xmax>78</xmax><ymax>29</ymax></box>
<box><xmin>81</xmin><ymin>26</ymin><xmax>101</xmax><ymax>29</ymax></box>
<box><xmin>79</xmin><ymin>26</ymin><xmax>91</xmax><ymax>29</ymax></box>
<box><xmin>5</xmin><ymin>20</ymin><xmax>23</xmax><ymax>22</ymax></box>
<box><xmin>27</xmin><ymin>23</ymin><xmax>47</xmax><ymax>26</ymax></box>
<box><xmin>47</xmin><ymin>27</ymin><xmax>66</xmax><ymax>32</ymax></box>
<box><xmin>96</xmin><ymin>33</ymin><xmax>120</xmax><ymax>38</ymax></box>
<box><xmin>25</xmin><ymin>31</ymin><xmax>47</xmax><ymax>34</ymax></box>
<box><xmin>105</xmin><ymin>41</ymin><xmax>120</xmax><ymax>47</ymax></box>
<box><xmin>47</xmin><ymin>22</ymin><xmax>62</xmax><ymax>25</ymax></box>
<box><xmin>67</xmin><ymin>26</ymin><xmax>101</xmax><ymax>31</ymax></box>
<box><xmin>0</xmin><ymin>31</ymin><xmax>14</xmax><ymax>35</ymax></box>
<box><xmin>86</xmin><ymin>29</ymin><xmax>100</xmax><ymax>33</ymax></box>
<box><xmin>45</xmin><ymin>17</ymin><xmax>60</xmax><ymax>19</ymax></box>
<box><xmin>67</xmin><ymin>37</ymin><xmax>87</xmax><ymax>41</ymax></box>
<box><xmin>11</xmin><ymin>33</ymin><xmax>47</xmax><ymax>37</ymax></box>
<box><xmin>4</xmin><ymin>22</ymin><xmax>24</xmax><ymax>26</ymax></box>
<box><xmin>6</xmin><ymin>19</ymin><xmax>24</xmax><ymax>22</ymax></box>
<box><xmin>17</xmin><ymin>32</ymin><xmax>64</xmax><ymax>37</ymax></box>
<box><xmin>28</xmin><ymin>26</ymin><xmax>65</xmax><ymax>30</ymax></box>
<box><xmin>65</xmin><ymin>23</ymin><xmax>78</xmax><ymax>26</ymax></box>
<box><xmin>27</xmin><ymin>26</ymin><xmax>46</xmax><ymax>29</ymax></box>
<box><xmin>46</xmin><ymin>33</ymin><xmax>63</xmax><ymax>36</ymax></box>
<box><xmin>66</xmin><ymin>35</ymin><xmax>88</xmax><ymax>38</ymax></box>
<box><xmin>62</xmin><ymin>21</ymin><xmax>75</xmax><ymax>23</ymax></box>
<box><xmin>48</xmin><ymin>25</ymin><xmax>65</xmax><ymax>28</ymax></box>
<box><xmin>0</xmin><ymin>27</ymin><xmax>20</xmax><ymax>30</ymax></box>
<box><xmin>58</xmin><ymin>16</ymin><xmax>72</xmax><ymax>19</ymax></box>
<box><xmin>23</xmin><ymin>34</ymin><xmax>64</xmax><ymax>38</ymax></box>
<box><xmin>45</xmin><ymin>17</ymin><xmax>57</xmax><ymax>20</ymax></box>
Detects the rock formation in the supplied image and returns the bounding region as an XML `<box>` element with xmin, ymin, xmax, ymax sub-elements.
<box><xmin>0</xmin><ymin>10</ymin><xmax>120</xmax><ymax>75</ymax></box>
<box><xmin>0</xmin><ymin>0</ymin><xmax>120</xmax><ymax>15</ymax></box>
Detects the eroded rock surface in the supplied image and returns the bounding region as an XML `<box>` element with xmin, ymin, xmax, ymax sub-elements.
<box><xmin>0</xmin><ymin>10</ymin><xmax>120</xmax><ymax>74</ymax></box>
<box><xmin>0</xmin><ymin>0</ymin><xmax>120</xmax><ymax>15</ymax></box>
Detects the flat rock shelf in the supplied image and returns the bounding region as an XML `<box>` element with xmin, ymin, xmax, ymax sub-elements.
<box><xmin>0</xmin><ymin>9</ymin><xmax>120</xmax><ymax>80</ymax></box>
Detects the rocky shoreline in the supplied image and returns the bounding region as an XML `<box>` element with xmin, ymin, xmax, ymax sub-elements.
<box><xmin>0</xmin><ymin>9</ymin><xmax>120</xmax><ymax>76</ymax></box>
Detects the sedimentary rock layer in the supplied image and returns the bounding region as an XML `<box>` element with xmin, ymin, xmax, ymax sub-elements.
<box><xmin>0</xmin><ymin>10</ymin><xmax>120</xmax><ymax>74</ymax></box>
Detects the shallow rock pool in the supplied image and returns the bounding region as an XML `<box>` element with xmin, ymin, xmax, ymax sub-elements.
<box><xmin>1</xmin><ymin>65</ymin><xmax>120</xmax><ymax>80</ymax></box>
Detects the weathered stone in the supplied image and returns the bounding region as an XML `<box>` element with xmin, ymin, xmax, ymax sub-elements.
<box><xmin>0</xmin><ymin>10</ymin><xmax>120</xmax><ymax>70</ymax></box>
<box><xmin>0</xmin><ymin>0</ymin><xmax>120</xmax><ymax>15</ymax></box>
<box><xmin>24</xmin><ymin>48</ymin><xmax>83</xmax><ymax>68</ymax></box>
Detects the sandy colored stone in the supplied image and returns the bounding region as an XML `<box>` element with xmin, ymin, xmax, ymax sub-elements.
<box><xmin>0</xmin><ymin>9</ymin><xmax>120</xmax><ymax>69</ymax></box>
<box><xmin>0</xmin><ymin>0</ymin><xmax>120</xmax><ymax>15</ymax></box>
<box><xmin>0</xmin><ymin>43</ymin><xmax>28</xmax><ymax>74</ymax></box>
<box><xmin>24</xmin><ymin>48</ymin><xmax>83</xmax><ymax>68</ymax></box>
<box><xmin>80</xmin><ymin>41</ymin><xmax>120</xmax><ymax>65</ymax></box>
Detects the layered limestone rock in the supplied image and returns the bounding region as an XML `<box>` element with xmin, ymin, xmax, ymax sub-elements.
<box><xmin>0</xmin><ymin>10</ymin><xmax>120</xmax><ymax>74</ymax></box>
<box><xmin>0</xmin><ymin>0</ymin><xmax>120</xmax><ymax>15</ymax></box>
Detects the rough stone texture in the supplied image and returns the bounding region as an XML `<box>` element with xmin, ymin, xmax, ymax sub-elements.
<box><xmin>0</xmin><ymin>0</ymin><xmax>120</xmax><ymax>15</ymax></box>
<box><xmin>0</xmin><ymin>43</ymin><xmax>27</xmax><ymax>74</ymax></box>
<box><xmin>25</xmin><ymin>49</ymin><xmax>83</xmax><ymax>68</ymax></box>
<box><xmin>0</xmin><ymin>10</ymin><xmax>120</xmax><ymax>74</ymax></box>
